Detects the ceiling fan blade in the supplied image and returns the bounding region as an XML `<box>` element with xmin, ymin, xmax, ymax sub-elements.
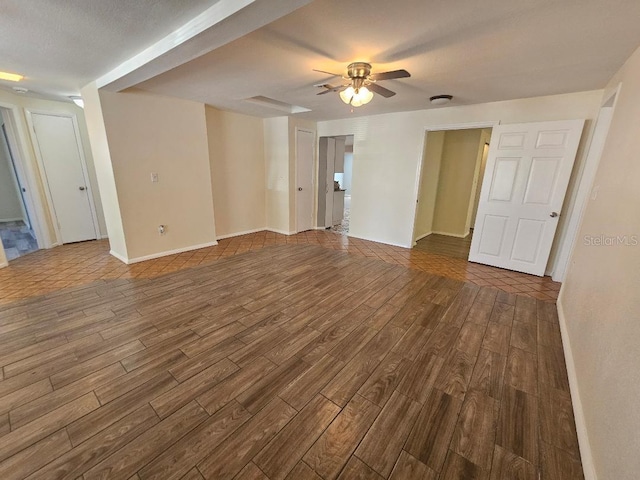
<box><xmin>316</xmin><ymin>83</ymin><xmax>348</xmax><ymax>95</ymax></box>
<box><xmin>368</xmin><ymin>83</ymin><xmax>396</xmax><ymax>98</ymax></box>
<box><xmin>313</xmin><ymin>69</ymin><xmax>343</xmax><ymax>78</ymax></box>
<box><xmin>370</xmin><ymin>69</ymin><xmax>411</xmax><ymax>81</ymax></box>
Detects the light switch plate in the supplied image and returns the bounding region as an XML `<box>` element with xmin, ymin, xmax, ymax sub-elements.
<box><xmin>151</xmin><ymin>173</ymin><xmax>159</xmax><ymax>183</ymax></box>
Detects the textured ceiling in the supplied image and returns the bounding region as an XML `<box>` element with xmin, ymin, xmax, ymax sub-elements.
<box><xmin>2</xmin><ymin>0</ymin><xmax>640</xmax><ymax>119</ymax></box>
<box><xmin>0</xmin><ymin>0</ymin><xmax>218</xmax><ymax>97</ymax></box>
<box><xmin>136</xmin><ymin>0</ymin><xmax>640</xmax><ymax>120</ymax></box>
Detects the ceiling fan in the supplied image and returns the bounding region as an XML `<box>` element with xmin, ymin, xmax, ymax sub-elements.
<box><xmin>314</xmin><ymin>62</ymin><xmax>410</xmax><ymax>107</ymax></box>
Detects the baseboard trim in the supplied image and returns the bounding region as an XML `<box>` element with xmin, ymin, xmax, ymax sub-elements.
<box><xmin>347</xmin><ymin>233</ymin><xmax>411</xmax><ymax>249</ymax></box>
<box><xmin>100</xmin><ymin>234</ymin><xmax>109</xmax><ymax>239</ymax></box>
<box><xmin>216</xmin><ymin>227</ymin><xmax>267</xmax><ymax>240</ymax></box>
<box><xmin>111</xmin><ymin>240</ymin><xmax>219</xmax><ymax>265</ymax></box>
<box><xmin>415</xmin><ymin>231</ymin><xmax>433</xmax><ymax>242</ymax></box>
<box><xmin>0</xmin><ymin>260</ymin><xmax>8</xmax><ymax>269</ymax></box>
<box><xmin>432</xmin><ymin>230</ymin><xmax>470</xmax><ymax>238</ymax></box>
<box><xmin>267</xmin><ymin>228</ymin><xmax>295</xmax><ymax>236</ymax></box>
<box><xmin>109</xmin><ymin>249</ymin><xmax>129</xmax><ymax>264</ymax></box>
<box><xmin>556</xmin><ymin>290</ymin><xmax>597</xmax><ymax>480</ymax></box>
<box><xmin>0</xmin><ymin>217</ymin><xmax>25</xmax><ymax>222</ymax></box>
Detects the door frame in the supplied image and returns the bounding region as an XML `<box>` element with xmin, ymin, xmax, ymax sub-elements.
<box><xmin>0</xmin><ymin>102</ymin><xmax>50</xmax><ymax>251</ymax></box>
<box><xmin>411</xmin><ymin>121</ymin><xmax>500</xmax><ymax>246</ymax></box>
<box><xmin>551</xmin><ymin>85</ymin><xmax>621</xmax><ymax>281</ymax></box>
<box><xmin>294</xmin><ymin>127</ymin><xmax>316</xmax><ymax>233</ymax></box>
<box><xmin>25</xmin><ymin>109</ymin><xmax>100</xmax><ymax>244</ymax></box>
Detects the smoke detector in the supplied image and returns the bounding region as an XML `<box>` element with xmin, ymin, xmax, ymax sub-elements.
<box><xmin>430</xmin><ymin>94</ymin><xmax>453</xmax><ymax>106</ymax></box>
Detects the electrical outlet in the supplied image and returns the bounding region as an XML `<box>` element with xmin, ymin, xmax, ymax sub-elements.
<box><xmin>151</xmin><ymin>173</ymin><xmax>159</xmax><ymax>183</ymax></box>
<box><xmin>158</xmin><ymin>225</ymin><xmax>166</xmax><ymax>235</ymax></box>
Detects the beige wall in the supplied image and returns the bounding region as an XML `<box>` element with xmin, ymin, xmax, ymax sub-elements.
<box><xmin>414</xmin><ymin>130</ymin><xmax>445</xmax><ymax>240</ymax></box>
<box><xmin>560</xmin><ymin>44</ymin><xmax>640</xmax><ymax>480</ymax></box>
<box><xmin>81</xmin><ymin>83</ymin><xmax>128</xmax><ymax>259</ymax></box>
<box><xmin>0</xmin><ymin>89</ymin><xmax>107</xmax><ymax>249</ymax></box>
<box><xmin>206</xmin><ymin>106</ymin><xmax>266</xmax><ymax>238</ymax></box>
<box><xmin>99</xmin><ymin>89</ymin><xmax>216</xmax><ymax>260</ymax></box>
<box><xmin>433</xmin><ymin>129</ymin><xmax>484</xmax><ymax>237</ymax></box>
<box><xmin>0</xmin><ymin>121</ymin><xmax>24</xmax><ymax>221</ymax></box>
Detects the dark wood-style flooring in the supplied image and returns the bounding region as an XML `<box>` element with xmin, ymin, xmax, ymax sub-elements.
<box><xmin>415</xmin><ymin>233</ymin><xmax>473</xmax><ymax>260</ymax></box>
<box><xmin>0</xmin><ymin>244</ymin><xmax>583</xmax><ymax>479</ymax></box>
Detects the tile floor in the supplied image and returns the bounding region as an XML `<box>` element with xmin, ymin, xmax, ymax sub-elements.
<box><xmin>0</xmin><ymin>230</ymin><xmax>560</xmax><ymax>305</ymax></box>
<box><xmin>330</xmin><ymin>195</ymin><xmax>350</xmax><ymax>235</ymax></box>
<box><xmin>0</xmin><ymin>221</ymin><xmax>38</xmax><ymax>261</ymax></box>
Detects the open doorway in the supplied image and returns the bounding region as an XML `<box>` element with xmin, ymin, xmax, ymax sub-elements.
<box><xmin>0</xmin><ymin>108</ymin><xmax>39</xmax><ymax>261</ymax></box>
<box><xmin>331</xmin><ymin>135</ymin><xmax>352</xmax><ymax>234</ymax></box>
<box><xmin>413</xmin><ymin>127</ymin><xmax>492</xmax><ymax>258</ymax></box>
<box><xmin>317</xmin><ymin>135</ymin><xmax>353</xmax><ymax>235</ymax></box>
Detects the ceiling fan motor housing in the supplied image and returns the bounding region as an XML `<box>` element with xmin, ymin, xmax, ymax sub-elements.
<box><xmin>347</xmin><ymin>62</ymin><xmax>372</xmax><ymax>78</ymax></box>
<box><xmin>347</xmin><ymin>62</ymin><xmax>372</xmax><ymax>91</ymax></box>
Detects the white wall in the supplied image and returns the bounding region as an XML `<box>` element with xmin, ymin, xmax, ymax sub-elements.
<box><xmin>0</xmin><ymin>122</ymin><xmax>24</xmax><ymax>222</ymax></box>
<box><xmin>342</xmin><ymin>152</ymin><xmax>353</xmax><ymax>194</ymax></box>
<box><xmin>206</xmin><ymin>106</ymin><xmax>266</xmax><ymax>238</ymax></box>
<box><xmin>317</xmin><ymin>90</ymin><xmax>602</xmax><ymax>266</ymax></box>
<box><xmin>414</xmin><ymin>130</ymin><xmax>445</xmax><ymax>240</ymax></box>
<box><xmin>99</xmin><ymin>89</ymin><xmax>216</xmax><ymax>261</ymax></box>
<box><xmin>264</xmin><ymin>116</ymin><xmax>290</xmax><ymax>234</ymax></box>
<box><xmin>559</xmin><ymin>44</ymin><xmax>640</xmax><ymax>480</ymax></box>
<box><xmin>81</xmin><ymin>82</ymin><xmax>128</xmax><ymax>259</ymax></box>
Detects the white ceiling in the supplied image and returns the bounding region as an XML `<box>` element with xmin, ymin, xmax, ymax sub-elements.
<box><xmin>135</xmin><ymin>0</ymin><xmax>640</xmax><ymax>120</ymax></box>
<box><xmin>0</xmin><ymin>0</ymin><xmax>218</xmax><ymax>97</ymax></box>
<box><xmin>2</xmin><ymin>0</ymin><xmax>640</xmax><ymax>119</ymax></box>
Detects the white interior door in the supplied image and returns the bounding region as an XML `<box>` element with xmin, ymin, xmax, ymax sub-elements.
<box><xmin>31</xmin><ymin>113</ymin><xmax>97</xmax><ymax>244</ymax></box>
<box><xmin>469</xmin><ymin>120</ymin><xmax>584</xmax><ymax>276</ymax></box>
<box><xmin>296</xmin><ymin>130</ymin><xmax>315</xmax><ymax>233</ymax></box>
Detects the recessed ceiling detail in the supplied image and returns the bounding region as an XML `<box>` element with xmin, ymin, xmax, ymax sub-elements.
<box><xmin>244</xmin><ymin>96</ymin><xmax>311</xmax><ymax>114</ymax></box>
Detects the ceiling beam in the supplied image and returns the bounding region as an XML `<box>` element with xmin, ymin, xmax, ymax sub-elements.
<box><xmin>96</xmin><ymin>0</ymin><xmax>312</xmax><ymax>92</ymax></box>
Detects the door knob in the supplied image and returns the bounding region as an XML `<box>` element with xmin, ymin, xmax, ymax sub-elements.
<box><xmin>298</xmin><ymin>187</ymin><xmax>303</xmax><ymax>191</ymax></box>
<box><xmin>79</xmin><ymin>186</ymin><xmax>86</xmax><ymax>191</ymax></box>
<box><xmin>550</xmin><ymin>212</ymin><xmax>559</xmax><ymax>218</ymax></box>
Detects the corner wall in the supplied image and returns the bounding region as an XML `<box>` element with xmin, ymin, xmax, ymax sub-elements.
<box><xmin>81</xmin><ymin>83</ymin><xmax>127</xmax><ymax>259</ymax></box>
<box><xmin>264</xmin><ymin>117</ymin><xmax>291</xmax><ymax>234</ymax></box>
<box><xmin>432</xmin><ymin>129</ymin><xmax>483</xmax><ymax>237</ymax></box>
<box><xmin>206</xmin><ymin>107</ymin><xmax>266</xmax><ymax>238</ymax></box>
<box><xmin>414</xmin><ymin>130</ymin><xmax>445</xmax><ymax>240</ymax></box>
<box><xmin>99</xmin><ymin>89</ymin><xmax>216</xmax><ymax>261</ymax></box>
<box><xmin>559</xmin><ymin>44</ymin><xmax>640</xmax><ymax>480</ymax></box>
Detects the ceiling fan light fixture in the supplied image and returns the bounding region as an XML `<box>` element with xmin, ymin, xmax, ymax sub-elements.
<box><xmin>430</xmin><ymin>94</ymin><xmax>453</xmax><ymax>106</ymax></box>
<box><xmin>339</xmin><ymin>86</ymin><xmax>355</xmax><ymax>104</ymax></box>
<box><xmin>340</xmin><ymin>85</ymin><xmax>374</xmax><ymax>107</ymax></box>
<box><xmin>359</xmin><ymin>87</ymin><xmax>374</xmax><ymax>105</ymax></box>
